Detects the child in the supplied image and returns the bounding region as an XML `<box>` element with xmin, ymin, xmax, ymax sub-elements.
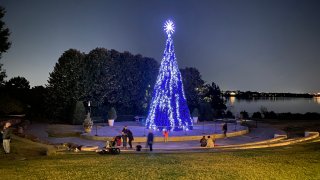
<box><xmin>116</xmin><ymin>135</ymin><xmax>122</xmax><ymax>146</ymax></box>
<box><xmin>163</xmin><ymin>129</ymin><xmax>169</xmax><ymax>143</ymax></box>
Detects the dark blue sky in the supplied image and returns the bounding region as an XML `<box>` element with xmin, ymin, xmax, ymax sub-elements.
<box><xmin>1</xmin><ymin>0</ymin><xmax>320</xmax><ymax>93</ymax></box>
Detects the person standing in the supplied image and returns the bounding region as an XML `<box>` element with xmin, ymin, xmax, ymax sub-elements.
<box><xmin>127</xmin><ymin>128</ymin><xmax>134</xmax><ymax>149</ymax></box>
<box><xmin>222</xmin><ymin>122</ymin><xmax>228</xmax><ymax>138</ymax></box>
<box><xmin>147</xmin><ymin>130</ymin><xmax>154</xmax><ymax>151</ymax></box>
<box><xmin>122</xmin><ymin>126</ymin><xmax>128</xmax><ymax>149</ymax></box>
<box><xmin>163</xmin><ymin>129</ymin><xmax>169</xmax><ymax>143</ymax></box>
<box><xmin>2</xmin><ymin>122</ymin><xmax>12</xmax><ymax>154</ymax></box>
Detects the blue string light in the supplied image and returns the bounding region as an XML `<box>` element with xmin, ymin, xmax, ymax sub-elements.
<box><xmin>146</xmin><ymin>20</ymin><xmax>193</xmax><ymax>131</ymax></box>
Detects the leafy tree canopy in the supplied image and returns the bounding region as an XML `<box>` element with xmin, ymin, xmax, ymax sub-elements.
<box><xmin>180</xmin><ymin>67</ymin><xmax>205</xmax><ymax>110</ymax></box>
<box><xmin>5</xmin><ymin>76</ymin><xmax>30</xmax><ymax>89</ymax></box>
<box><xmin>0</xmin><ymin>6</ymin><xmax>11</xmax><ymax>86</ymax></box>
<box><xmin>0</xmin><ymin>6</ymin><xmax>11</xmax><ymax>58</ymax></box>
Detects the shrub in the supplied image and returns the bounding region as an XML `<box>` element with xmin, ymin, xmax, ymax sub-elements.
<box><xmin>83</xmin><ymin>113</ymin><xmax>93</xmax><ymax>129</ymax></box>
<box><xmin>252</xmin><ymin>112</ymin><xmax>262</xmax><ymax>119</ymax></box>
<box><xmin>264</xmin><ymin>111</ymin><xmax>277</xmax><ymax>119</ymax></box>
<box><xmin>240</xmin><ymin>111</ymin><xmax>249</xmax><ymax>119</ymax></box>
<box><xmin>108</xmin><ymin>107</ymin><xmax>117</xmax><ymax>120</ymax></box>
<box><xmin>225</xmin><ymin>110</ymin><xmax>234</xmax><ymax>119</ymax></box>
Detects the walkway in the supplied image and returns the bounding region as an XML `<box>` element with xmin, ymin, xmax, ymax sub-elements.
<box><xmin>24</xmin><ymin>121</ymin><xmax>286</xmax><ymax>151</ymax></box>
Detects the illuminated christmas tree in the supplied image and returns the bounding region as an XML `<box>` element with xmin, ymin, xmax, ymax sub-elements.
<box><xmin>146</xmin><ymin>20</ymin><xmax>193</xmax><ymax>131</ymax></box>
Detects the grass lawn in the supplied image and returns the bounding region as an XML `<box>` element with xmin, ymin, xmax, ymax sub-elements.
<box><xmin>0</xmin><ymin>138</ymin><xmax>320</xmax><ymax>180</ymax></box>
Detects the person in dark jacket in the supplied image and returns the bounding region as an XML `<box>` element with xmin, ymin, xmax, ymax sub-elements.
<box><xmin>127</xmin><ymin>129</ymin><xmax>134</xmax><ymax>149</ymax></box>
<box><xmin>146</xmin><ymin>130</ymin><xmax>154</xmax><ymax>151</ymax></box>
<box><xmin>2</xmin><ymin>122</ymin><xmax>12</xmax><ymax>154</ymax></box>
<box><xmin>222</xmin><ymin>123</ymin><xmax>228</xmax><ymax>138</ymax></box>
<box><xmin>200</xmin><ymin>136</ymin><xmax>207</xmax><ymax>147</ymax></box>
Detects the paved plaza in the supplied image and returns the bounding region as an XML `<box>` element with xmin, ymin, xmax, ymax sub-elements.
<box><xmin>24</xmin><ymin>121</ymin><xmax>286</xmax><ymax>151</ymax></box>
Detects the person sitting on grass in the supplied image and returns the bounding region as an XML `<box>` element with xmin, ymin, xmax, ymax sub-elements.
<box><xmin>116</xmin><ymin>135</ymin><xmax>122</xmax><ymax>146</ymax></box>
<box><xmin>206</xmin><ymin>136</ymin><xmax>215</xmax><ymax>148</ymax></box>
<box><xmin>200</xmin><ymin>136</ymin><xmax>207</xmax><ymax>147</ymax></box>
<box><xmin>136</xmin><ymin>145</ymin><xmax>142</xmax><ymax>151</ymax></box>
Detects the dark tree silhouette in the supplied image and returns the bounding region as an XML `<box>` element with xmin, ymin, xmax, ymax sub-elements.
<box><xmin>5</xmin><ymin>76</ymin><xmax>30</xmax><ymax>89</ymax></box>
<box><xmin>252</xmin><ymin>112</ymin><xmax>262</xmax><ymax>119</ymax></box>
<box><xmin>47</xmin><ymin>49</ymin><xmax>86</xmax><ymax>121</ymax></box>
<box><xmin>199</xmin><ymin>82</ymin><xmax>227</xmax><ymax>118</ymax></box>
<box><xmin>240</xmin><ymin>111</ymin><xmax>249</xmax><ymax>119</ymax></box>
<box><xmin>0</xmin><ymin>76</ymin><xmax>30</xmax><ymax>115</ymax></box>
<box><xmin>46</xmin><ymin>48</ymin><xmax>159</xmax><ymax>122</ymax></box>
<box><xmin>180</xmin><ymin>67</ymin><xmax>205</xmax><ymax>110</ymax></box>
<box><xmin>0</xmin><ymin>6</ymin><xmax>10</xmax><ymax>57</ymax></box>
<box><xmin>0</xmin><ymin>6</ymin><xmax>11</xmax><ymax>86</ymax></box>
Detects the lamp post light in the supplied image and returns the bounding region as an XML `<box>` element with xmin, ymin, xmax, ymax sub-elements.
<box><xmin>88</xmin><ymin>101</ymin><xmax>91</xmax><ymax>114</ymax></box>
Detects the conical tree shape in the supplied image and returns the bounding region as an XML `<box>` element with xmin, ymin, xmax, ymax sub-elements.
<box><xmin>146</xmin><ymin>20</ymin><xmax>193</xmax><ymax>131</ymax></box>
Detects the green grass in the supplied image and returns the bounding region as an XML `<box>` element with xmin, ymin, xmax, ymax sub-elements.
<box><xmin>0</xmin><ymin>138</ymin><xmax>320</xmax><ymax>180</ymax></box>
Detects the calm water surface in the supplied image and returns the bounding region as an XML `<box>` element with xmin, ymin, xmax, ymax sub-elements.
<box><xmin>225</xmin><ymin>97</ymin><xmax>320</xmax><ymax>115</ymax></box>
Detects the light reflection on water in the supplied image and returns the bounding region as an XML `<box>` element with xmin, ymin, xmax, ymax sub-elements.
<box><xmin>225</xmin><ymin>97</ymin><xmax>320</xmax><ymax>115</ymax></box>
<box><xmin>314</xmin><ymin>97</ymin><xmax>320</xmax><ymax>105</ymax></box>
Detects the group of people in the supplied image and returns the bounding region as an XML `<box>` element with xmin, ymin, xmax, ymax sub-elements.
<box><xmin>121</xmin><ymin>126</ymin><xmax>134</xmax><ymax>149</ymax></box>
<box><xmin>200</xmin><ymin>135</ymin><xmax>215</xmax><ymax>147</ymax></box>
<box><xmin>1</xmin><ymin>121</ymin><xmax>228</xmax><ymax>154</ymax></box>
<box><xmin>199</xmin><ymin>122</ymin><xmax>228</xmax><ymax>148</ymax></box>
<box><xmin>107</xmin><ymin>123</ymin><xmax>228</xmax><ymax>150</ymax></box>
<box><xmin>106</xmin><ymin>126</ymin><xmax>135</xmax><ymax>149</ymax></box>
<box><xmin>106</xmin><ymin>126</ymin><xmax>169</xmax><ymax>152</ymax></box>
<box><xmin>105</xmin><ymin>126</ymin><xmax>155</xmax><ymax>152</ymax></box>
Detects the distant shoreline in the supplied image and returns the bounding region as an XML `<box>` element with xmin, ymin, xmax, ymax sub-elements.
<box><xmin>223</xmin><ymin>91</ymin><xmax>315</xmax><ymax>99</ymax></box>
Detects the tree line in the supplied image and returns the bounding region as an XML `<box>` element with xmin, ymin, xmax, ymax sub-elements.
<box><xmin>0</xmin><ymin>6</ymin><xmax>226</xmax><ymax>124</ymax></box>
<box><xmin>1</xmin><ymin>48</ymin><xmax>227</xmax><ymax>124</ymax></box>
<box><xmin>44</xmin><ymin>48</ymin><xmax>226</xmax><ymax>123</ymax></box>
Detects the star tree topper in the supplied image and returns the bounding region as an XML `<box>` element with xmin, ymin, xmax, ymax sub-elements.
<box><xmin>164</xmin><ymin>20</ymin><xmax>175</xmax><ymax>37</ymax></box>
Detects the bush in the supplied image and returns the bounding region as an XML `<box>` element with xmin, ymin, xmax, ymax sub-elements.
<box><xmin>240</xmin><ymin>111</ymin><xmax>249</xmax><ymax>119</ymax></box>
<box><xmin>252</xmin><ymin>112</ymin><xmax>262</xmax><ymax>119</ymax></box>
<box><xmin>225</xmin><ymin>110</ymin><xmax>234</xmax><ymax>119</ymax></box>
<box><xmin>108</xmin><ymin>107</ymin><xmax>117</xmax><ymax>120</ymax></box>
<box><xmin>264</xmin><ymin>111</ymin><xmax>277</xmax><ymax>119</ymax></box>
<box><xmin>72</xmin><ymin>101</ymin><xmax>86</xmax><ymax>125</ymax></box>
<box><xmin>83</xmin><ymin>113</ymin><xmax>93</xmax><ymax>129</ymax></box>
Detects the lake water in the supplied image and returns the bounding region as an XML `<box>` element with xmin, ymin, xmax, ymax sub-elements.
<box><xmin>225</xmin><ymin>97</ymin><xmax>320</xmax><ymax>115</ymax></box>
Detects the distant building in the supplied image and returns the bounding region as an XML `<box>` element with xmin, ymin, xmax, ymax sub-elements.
<box><xmin>230</xmin><ymin>92</ymin><xmax>236</xmax><ymax>96</ymax></box>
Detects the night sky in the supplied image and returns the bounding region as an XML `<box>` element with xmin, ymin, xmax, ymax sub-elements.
<box><xmin>1</xmin><ymin>0</ymin><xmax>320</xmax><ymax>93</ymax></box>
